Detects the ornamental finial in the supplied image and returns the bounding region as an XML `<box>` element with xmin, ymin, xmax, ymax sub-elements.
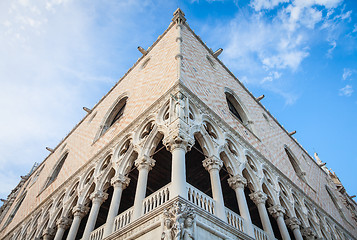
<box><xmin>172</xmin><ymin>8</ymin><xmax>186</xmax><ymax>24</ymax></box>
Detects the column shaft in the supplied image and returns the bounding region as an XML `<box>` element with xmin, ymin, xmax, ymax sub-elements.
<box><xmin>209</xmin><ymin>168</ymin><xmax>226</xmax><ymax>221</ymax></box>
<box><xmin>256</xmin><ymin>202</ymin><xmax>275</xmax><ymax>237</ymax></box>
<box><xmin>132</xmin><ymin>168</ymin><xmax>149</xmax><ymax>219</ymax></box>
<box><xmin>54</xmin><ymin>228</ymin><xmax>65</xmax><ymax>240</ymax></box>
<box><xmin>82</xmin><ymin>201</ymin><xmax>102</xmax><ymax>240</ymax></box>
<box><xmin>171</xmin><ymin>147</ymin><xmax>187</xmax><ymax>198</ymax></box>
<box><xmin>234</xmin><ymin>187</ymin><xmax>254</xmax><ymax>236</ymax></box>
<box><xmin>293</xmin><ymin>228</ymin><xmax>304</xmax><ymax>240</ymax></box>
<box><xmin>276</xmin><ymin>216</ymin><xmax>291</xmax><ymax>240</ymax></box>
<box><xmin>66</xmin><ymin>216</ymin><xmax>81</xmax><ymax>240</ymax></box>
<box><xmin>103</xmin><ymin>183</ymin><xmax>125</xmax><ymax>237</ymax></box>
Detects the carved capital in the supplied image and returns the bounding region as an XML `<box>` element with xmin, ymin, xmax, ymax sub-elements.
<box><xmin>228</xmin><ymin>174</ymin><xmax>247</xmax><ymax>189</ymax></box>
<box><xmin>202</xmin><ymin>157</ymin><xmax>223</xmax><ymax>172</ymax></box>
<box><xmin>42</xmin><ymin>227</ymin><xmax>56</xmax><ymax>239</ymax></box>
<box><xmin>249</xmin><ymin>191</ymin><xmax>268</xmax><ymax>205</ymax></box>
<box><xmin>72</xmin><ymin>204</ymin><xmax>89</xmax><ymax>218</ymax></box>
<box><xmin>56</xmin><ymin>216</ymin><xmax>72</xmax><ymax>230</ymax></box>
<box><xmin>268</xmin><ymin>204</ymin><xmax>286</xmax><ymax>219</ymax></box>
<box><xmin>285</xmin><ymin>217</ymin><xmax>301</xmax><ymax>230</ymax></box>
<box><xmin>90</xmin><ymin>190</ymin><xmax>108</xmax><ymax>204</ymax></box>
<box><xmin>301</xmin><ymin>227</ymin><xmax>317</xmax><ymax>240</ymax></box>
<box><xmin>135</xmin><ymin>155</ymin><xmax>155</xmax><ymax>171</ymax></box>
<box><xmin>111</xmin><ymin>174</ymin><xmax>130</xmax><ymax>189</ymax></box>
<box><xmin>163</xmin><ymin>133</ymin><xmax>194</xmax><ymax>152</ymax></box>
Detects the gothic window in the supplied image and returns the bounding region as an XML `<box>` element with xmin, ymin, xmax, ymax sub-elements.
<box><xmin>30</xmin><ymin>165</ymin><xmax>44</xmax><ymax>186</ymax></box>
<box><xmin>3</xmin><ymin>192</ymin><xmax>27</xmax><ymax>227</ymax></box>
<box><xmin>42</xmin><ymin>153</ymin><xmax>68</xmax><ymax>190</ymax></box>
<box><xmin>225</xmin><ymin>91</ymin><xmax>250</xmax><ymax>129</ymax></box>
<box><xmin>101</xmin><ymin>97</ymin><xmax>127</xmax><ymax>136</ymax></box>
<box><xmin>284</xmin><ymin>146</ymin><xmax>306</xmax><ymax>182</ymax></box>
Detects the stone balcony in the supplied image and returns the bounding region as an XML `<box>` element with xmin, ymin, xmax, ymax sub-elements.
<box><xmin>87</xmin><ymin>182</ymin><xmax>270</xmax><ymax>240</ymax></box>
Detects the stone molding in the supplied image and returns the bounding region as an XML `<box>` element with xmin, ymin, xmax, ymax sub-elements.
<box><xmin>227</xmin><ymin>174</ymin><xmax>247</xmax><ymax>190</ymax></box>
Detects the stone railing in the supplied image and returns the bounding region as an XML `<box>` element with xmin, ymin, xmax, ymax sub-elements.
<box><xmin>187</xmin><ymin>183</ymin><xmax>215</xmax><ymax>214</ymax></box>
<box><xmin>89</xmin><ymin>224</ymin><xmax>105</xmax><ymax>240</ymax></box>
<box><xmin>253</xmin><ymin>225</ymin><xmax>269</xmax><ymax>240</ymax></box>
<box><xmin>225</xmin><ymin>208</ymin><xmax>244</xmax><ymax>232</ymax></box>
<box><xmin>113</xmin><ymin>207</ymin><xmax>134</xmax><ymax>232</ymax></box>
<box><xmin>143</xmin><ymin>183</ymin><xmax>171</xmax><ymax>215</ymax></box>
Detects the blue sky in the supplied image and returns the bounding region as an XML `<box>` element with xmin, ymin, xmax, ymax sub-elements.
<box><xmin>0</xmin><ymin>0</ymin><xmax>356</xmax><ymax>203</ymax></box>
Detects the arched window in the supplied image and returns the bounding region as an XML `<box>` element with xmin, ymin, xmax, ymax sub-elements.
<box><xmin>224</xmin><ymin>90</ymin><xmax>250</xmax><ymax>128</ymax></box>
<box><xmin>284</xmin><ymin>146</ymin><xmax>306</xmax><ymax>181</ymax></box>
<box><xmin>2</xmin><ymin>192</ymin><xmax>27</xmax><ymax>228</ymax></box>
<box><xmin>42</xmin><ymin>153</ymin><xmax>68</xmax><ymax>190</ymax></box>
<box><xmin>100</xmin><ymin>97</ymin><xmax>128</xmax><ymax>136</ymax></box>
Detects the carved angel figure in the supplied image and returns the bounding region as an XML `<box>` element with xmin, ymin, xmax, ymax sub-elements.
<box><xmin>182</xmin><ymin>217</ymin><xmax>194</xmax><ymax>240</ymax></box>
<box><xmin>161</xmin><ymin>218</ymin><xmax>174</xmax><ymax>240</ymax></box>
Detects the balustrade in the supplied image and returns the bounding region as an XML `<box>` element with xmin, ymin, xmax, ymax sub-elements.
<box><xmin>225</xmin><ymin>208</ymin><xmax>244</xmax><ymax>231</ymax></box>
<box><xmin>187</xmin><ymin>184</ymin><xmax>215</xmax><ymax>214</ymax></box>
<box><xmin>142</xmin><ymin>184</ymin><xmax>171</xmax><ymax>214</ymax></box>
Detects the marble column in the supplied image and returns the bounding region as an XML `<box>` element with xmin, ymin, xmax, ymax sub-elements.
<box><xmin>66</xmin><ymin>204</ymin><xmax>89</xmax><ymax>240</ymax></box>
<box><xmin>285</xmin><ymin>217</ymin><xmax>303</xmax><ymax>240</ymax></box>
<box><xmin>202</xmin><ymin>156</ymin><xmax>226</xmax><ymax>222</ymax></box>
<box><xmin>268</xmin><ymin>204</ymin><xmax>290</xmax><ymax>240</ymax></box>
<box><xmin>249</xmin><ymin>191</ymin><xmax>275</xmax><ymax>238</ymax></box>
<box><xmin>227</xmin><ymin>174</ymin><xmax>254</xmax><ymax>237</ymax></box>
<box><xmin>42</xmin><ymin>227</ymin><xmax>55</xmax><ymax>240</ymax></box>
<box><xmin>103</xmin><ymin>174</ymin><xmax>130</xmax><ymax>238</ymax></box>
<box><xmin>301</xmin><ymin>226</ymin><xmax>317</xmax><ymax>240</ymax></box>
<box><xmin>53</xmin><ymin>217</ymin><xmax>72</xmax><ymax>240</ymax></box>
<box><xmin>132</xmin><ymin>156</ymin><xmax>155</xmax><ymax>220</ymax></box>
<box><xmin>82</xmin><ymin>190</ymin><xmax>108</xmax><ymax>240</ymax></box>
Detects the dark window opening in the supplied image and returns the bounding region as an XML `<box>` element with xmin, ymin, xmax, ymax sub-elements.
<box><xmin>226</xmin><ymin>96</ymin><xmax>243</xmax><ymax>122</ymax></box>
<box><xmin>109</xmin><ymin>102</ymin><xmax>126</xmax><ymax>127</ymax></box>
<box><xmin>76</xmin><ymin>201</ymin><xmax>91</xmax><ymax>240</ymax></box>
<box><xmin>146</xmin><ymin>140</ymin><xmax>172</xmax><ymax>197</ymax></box>
<box><xmin>119</xmin><ymin>168</ymin><xmax>138</xmax><ymax>214</ymax></box>
<box><xmin>186</xmin><ymin>141</ymin><xmax>212</xmax><ymax>197</ymax></box>
<box><xmin>220</xmin><ymin>165</ymin><xmax>240</xmax><ymax>214</ymax></box>
<box><xmin>268</xmin><ymin>206</ymin><xmax>283</xmax><ymax>240</ymax></box>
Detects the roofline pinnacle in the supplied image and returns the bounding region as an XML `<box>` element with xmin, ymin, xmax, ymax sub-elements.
<box><xmin>172</xmin><ymin>8</ymin><xmax>186</xmax><ymax>24</ymax></box>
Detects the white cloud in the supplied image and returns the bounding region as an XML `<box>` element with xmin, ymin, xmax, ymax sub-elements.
<box><xmin>342</xmin><ymin>68</ymin><xmax>353</xmax><ymax>80</ymax></box>
<box><xmin>353</xmin><ymin>24</ymin><xmax>357</xmax><ymax>33</ymax></box>
<box><xmin>250</xmin><ymin>0</ymin><xmax>289</xmax><ymax>11</ymax></box>
<box><xmin>339</xmin><ymin>85</ymin><xmax>353</xmax><ymax>96</ymax></box>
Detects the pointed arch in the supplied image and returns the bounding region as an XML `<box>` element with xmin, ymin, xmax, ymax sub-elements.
<box><xmin>224</xmin><ymin>88</ymin><xmax>251</xmax><ymax>130</ymax></box>
<box><xmin>284</xmin><ymin>145</ymin><xmax>306</xmax><ymax>182</ymax></box>
<box><xmin>42</xmin><ymin>152</ymin><xmax>69</xmax><ymax>191</ymax></box>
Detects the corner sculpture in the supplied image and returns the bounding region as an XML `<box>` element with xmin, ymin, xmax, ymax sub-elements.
<box><xmin>161</xmin><ymin>202</ymin><xmax>196</xmax><ymax>240</ymax></box>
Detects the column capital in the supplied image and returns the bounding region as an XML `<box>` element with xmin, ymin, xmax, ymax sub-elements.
<box><xmin>202</xmin><ymin>156</ymin><xmax>223</xmax><ymax>172</ymax></box>
<box><xmin>285</xmin><ymin>216</ymin><xmax>301</xmax><ymax>230</ymax></box>
<box><xmin>111</xmin><ymin>174</ymin><xmax>130</xmax><ymax>189</ymax></box>
<box><xmin>163</xmin><ymin>133</ymin><xmax>194</xmax><ymax>152</ymax></box>
<box><xmin>56</xmin><ymin>216</ymin><xmax>72</xmax><ymax>230</ymax></box>
<box><xmin>301</xmin><ymin>227</ymin><xmax>317</xmax><ymax>239</ymax></box>
<box><xmin>249</xmin><ymin>191</ymin><xmax>268</xmax><ymax>205</ymax></box>
<box><xmin>135</xmin><ymin>155</ymin><xmax>155</xmax><ymax>171</ymax></box>
<box><xmin>227</xmin><ymin>174</ymin><xmax>247</xmax><ymax>189</ymax></box>
<box><xmin>268</xmin><ymin>204</ymin><xmax>286</xmax><ymax>219</ymax></box>
<box><xmin>72</xmin><ymin>204</ymin><xmax>89</xmax><ymax>218</ymax></box>
<box><xmin>90</xmin><ymin>190</ymin><xmax>108</xmax><ymax>204</ymax></box>
<box><xmin>42</xmin><ymin>227</ymin><xmax>56</xmax><ymax>239</ymax></box>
